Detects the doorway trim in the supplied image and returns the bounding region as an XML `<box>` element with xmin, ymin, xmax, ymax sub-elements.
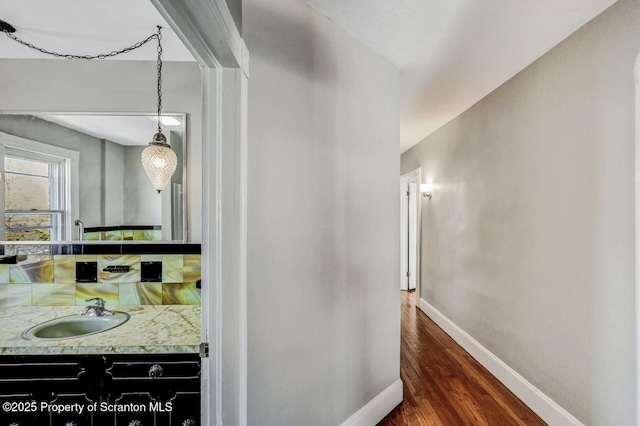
<box><xmin>400</xmin><ymin>168</ymin><xmax>422</xmax><ymax>299</ymax></box>
<box><xmin>635</xmin><ymin>55</ymin><xmax>640</xmax><ymax>426</ymax></box>
<box><xmin>149</xmin><ymin>1</ymin><xmax>248</xmax><ymax>425</ymax></box>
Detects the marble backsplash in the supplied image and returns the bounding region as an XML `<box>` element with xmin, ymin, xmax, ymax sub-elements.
<box><xmin>0</xmin><ymin>254</ymin><xmax>201</xmax><ymax>307</ymax></box>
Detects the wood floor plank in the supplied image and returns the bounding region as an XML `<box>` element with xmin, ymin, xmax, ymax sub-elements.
<box><xmin>378</xmin><ymin>291</ymin><xmax>546</xmax><ymax>426</ymax></box>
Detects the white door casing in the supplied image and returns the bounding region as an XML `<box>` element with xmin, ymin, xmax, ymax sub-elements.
<box><xmin>400</xmin><ymin>180</ymin><xmax>408</xmax><ymax>290</ymax></box>
<box><xmin>149</xmin><ymin>1</ymin><xmax>248</xmax><ymax>425</ymax></box>
<box><xmin>408</xmin><ymin>182</ymin><xmax>417</xmax><ymax>291</ymax></box>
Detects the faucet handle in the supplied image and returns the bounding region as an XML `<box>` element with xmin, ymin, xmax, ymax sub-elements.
<box><xmin>85</xmin><ymin>297</ymin><xmax>105</xmax><ymax>309</ymax></box>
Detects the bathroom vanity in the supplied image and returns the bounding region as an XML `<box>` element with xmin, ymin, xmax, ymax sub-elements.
<box><xmin>0</xmin><ymin>243</ymin><xmax>203</xmax><ymax>426</ymax></box>
<box><xmin>0</xmin><ymin>303</ymin><xmax>202</xmax><ymax>426</ymax></box>
<box><xmin>0</xmin><ymin>302</ymin><xmax>202</xmax><ymax>426</ymax></box>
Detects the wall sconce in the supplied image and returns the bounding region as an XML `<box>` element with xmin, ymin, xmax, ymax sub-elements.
<box><xmin>420</xmin><ymin>183</ymin><xmax>433</xmax><ymax>199</ymax></box>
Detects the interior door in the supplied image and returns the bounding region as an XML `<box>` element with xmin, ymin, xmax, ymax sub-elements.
<box><xmin>400</xmin><ymin>180</ymin><xmax>418</xmax><ymax>291</ymax></box>
<box><xmin>408</xmin><ymin>182</ymin><xmax>417</xmax><ymax>290</ymax></box>
<box><xmin>400</xmin><ymin>181</ymin><xmax>408</xmax><ymax>290</ymax></box>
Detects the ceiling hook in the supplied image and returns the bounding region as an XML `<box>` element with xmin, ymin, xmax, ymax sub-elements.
<box><xmin>0</xmin><ymin>19</ymin><xmax>15</xmax><ymax>33</ymax></box>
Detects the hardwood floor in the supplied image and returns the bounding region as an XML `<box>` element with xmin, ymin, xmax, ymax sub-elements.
<box><xmin>378</xmin><ymin>291</ymin><xmax>546</xmax><ymax>426</ymax></box>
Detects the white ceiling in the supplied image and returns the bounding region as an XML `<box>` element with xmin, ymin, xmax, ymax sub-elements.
<box><xmin>0</xmin><ymin>0</ymin><xmax>194</xmax><ymax>62</ymax></box>
<box><xmin>305</xmin><ymin>0</ymin><xmax>618</xmax><ymax>152</ymax></box>
<box><xmin>34</xmin><ymin>114</ymin><xmax>183</xmax><ymax>146</ymax></box>
<box><xmin>36</xmin><ymin>114</ymin><xmax>183</xmax><ymax>146</ymax></box>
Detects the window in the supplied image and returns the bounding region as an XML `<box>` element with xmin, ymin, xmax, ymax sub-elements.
<box><xmin>3</xmin><ymin>148</ymin><xmax>68</xmax><ymax>241</ymax></box>
<box><xmin>0</xmin><ymin>133</ymin><xmax>78</xmax><ymax>243</ymax></box>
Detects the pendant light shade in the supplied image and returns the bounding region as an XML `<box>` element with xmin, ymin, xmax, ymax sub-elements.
<box><xmin>141</xmin><ymin>132</ymin><xmax>177</xmax><ymax>193</ymax></box>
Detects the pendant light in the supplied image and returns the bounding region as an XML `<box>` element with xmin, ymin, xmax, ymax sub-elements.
<box><xmin>141</xmin><ymin>26</ymin><xmax>177</xmax><ymax>193</ymax></box>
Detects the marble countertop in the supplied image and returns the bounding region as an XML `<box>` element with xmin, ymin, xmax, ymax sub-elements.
<box><xmin>0</xmin><ymin>305</ymin><xmax>200</xmax><ymax>355</ymax></box>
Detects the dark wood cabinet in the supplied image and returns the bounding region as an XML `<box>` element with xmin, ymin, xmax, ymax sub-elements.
<box><xmin>0</xmin><ymin>354</ymin><xmax>200</xmax><ymax>426</ymax></box>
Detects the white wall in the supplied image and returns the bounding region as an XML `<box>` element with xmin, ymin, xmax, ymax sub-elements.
<box><xmin>401</xmin><ymin>0</ymin><xmax>638</xmax><ymax>424</ymax></box>
<box><xmin>244</xmin><ymin>0</ymin><xmax>400</xmax><ymax>424</ymax></box>
<box><xmin>0</xmin><ymin>59</ymin><xmax>202</xmax><ymax>241</ymax></box>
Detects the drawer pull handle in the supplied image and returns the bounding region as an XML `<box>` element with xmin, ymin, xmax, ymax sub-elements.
<box><xmin>148</xmin><ymin>364</ymin><xmax>164</xmax><ymax>378</ymax></box>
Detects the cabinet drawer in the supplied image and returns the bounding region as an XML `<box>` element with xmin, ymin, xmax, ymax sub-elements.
<box><xmin>109</xmin><ymin>360</ymin><xmax>200</xmax><ymax>380</ymax></box>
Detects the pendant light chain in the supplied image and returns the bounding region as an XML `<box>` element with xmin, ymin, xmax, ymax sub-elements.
<box><xmin>2</xmin><ymin>22</ymin><xmax>177</xmax><ymax>193</ymax></box>
<box><xmin>156</xmin><ymin>26</ymin><xmax>163</xmax><ymax>133</ymax></box>
<box><xmin>2</xmin><ymin>24</ymin><xmax>165</xmax><ymax>131</ymax></box>
<box><xmin>1</xmin><ymin>27</ymin><xmax>160</xmax><ymax>60</ymax></box>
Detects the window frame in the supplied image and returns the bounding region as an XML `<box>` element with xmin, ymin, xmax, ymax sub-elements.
<box><xmin>4</xmin><ymin>148</ymin><xmax>65</xmax><ymax>241</ymax></box>
<box><xmin>0</xmin><ymin>131</ymin><xmax>79</xmax><ymax>241</ymax></box>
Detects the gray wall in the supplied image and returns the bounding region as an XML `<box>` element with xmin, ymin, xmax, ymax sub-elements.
<box><xmin>244</xmin><ymin>0</ymin><xmax>400</xmax><ymax>424</ymax></box>
<box><xmin>103</xmin><ymin>139</ymin><xmax>124</xmax><ymax>226</ymax></box>
<box><xmin>0</xmin><ymin>59</ymin><xmax>202</xmax><ymax>241</ymax></box>
<box><xmin>167</xmin><ymin>130</ymin><xmax>185</xmax><ymax>240</ymax></box>
<box><xmin>401</xmin><ymin>0</ymin><xmax>638</xmax><ymax>424</ymax></box>
<box><xmin>123</xmin><ymin>146</ymin><xmax>162</xmax><ymax>226</ymax></box>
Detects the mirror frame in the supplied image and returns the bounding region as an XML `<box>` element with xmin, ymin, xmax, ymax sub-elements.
<box><xmin>0</xmin><ymin>111</ymin><xmax>189</xmax><ymax>244</ymax></box>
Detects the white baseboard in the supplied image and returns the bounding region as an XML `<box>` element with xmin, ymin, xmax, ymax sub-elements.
<box><xmin>419</xmin><ymin>298</ymin><xmax>583</xmax><ymax>426</ymax></box>
<box><xmin>340</xmin><ymin>379</ymin><xmax>403</xmax><ymax>426</ymax></box>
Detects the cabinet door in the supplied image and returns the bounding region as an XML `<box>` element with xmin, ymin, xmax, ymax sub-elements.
<box><xmin>113</xmin><ymin>393</ymin><xmax>155</xmax><ymax>426</ymax></box>
<box><xmin>170</xmin><ymin>392</ymin><xmax>200</xmax><ymax>426</ymax></box>
<box><xmin>49</xmin><ymin>394</ymin><xmax>93</xmax><ymax>426</ymax></box>
<box><xmin>0</xmin><ymin>395</ymin><xmax>37</xmax><ymax>426</ymax></box>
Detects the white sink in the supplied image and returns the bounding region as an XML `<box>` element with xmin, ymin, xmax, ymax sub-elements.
<box><xmin>21</xmin><ymin>312</ymin><xmax>130</xmax><ymax>341</ymax></box>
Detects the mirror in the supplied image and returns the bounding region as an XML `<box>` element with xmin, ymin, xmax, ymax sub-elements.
<box><xmin>0</xmin><ymin>113</ymin><xmax>187</xmax><ymax>243</ymax></box>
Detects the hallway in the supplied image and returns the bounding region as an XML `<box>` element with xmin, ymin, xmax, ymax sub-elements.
<box><xmin>378</xmin><ymin>291</ymin><xmax>546</xmax><ymax>425</ymax></box>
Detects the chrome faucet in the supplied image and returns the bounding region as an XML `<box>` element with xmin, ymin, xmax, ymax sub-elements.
<box><xmin>81</xmin><ymin>298</ymin><xmax>113</xmax><ymax>317</ymax></box>
<box><xmin>74</xmin><ymin>219</ymin><xmax>85</xmax><ymax>241</ymax></box>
